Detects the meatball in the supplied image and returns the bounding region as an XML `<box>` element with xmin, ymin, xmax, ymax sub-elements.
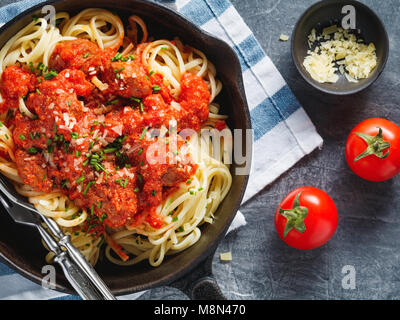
<box><xmin>15</xmin><ymin>149</ymin><xmax>52</xmax><ymax>192</ymax></box>
<box><xmin>49</xmin><ymin>39</ymin><xmax>103</xmax><ymax>74</ymax></box>
<box><xmin>103</xmin><ymin>60</ymin><xmax>153</xmax><ymax>98</ymax></box>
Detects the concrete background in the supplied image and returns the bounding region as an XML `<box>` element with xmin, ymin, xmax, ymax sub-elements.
<box><xmin>1</xmin><ymin>0</ymin><xmax>399</xmax><ymax>300</ymax></box>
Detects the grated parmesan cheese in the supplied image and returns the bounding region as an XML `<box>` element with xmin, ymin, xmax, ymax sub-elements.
<box><xmin>303</xmin><ymin>26</ymin><xmax>377</xmax><ymax>83</ymax></box>
<box><xmin>220</xmin><ymin>252</ymin><xmax>232</xmax><ymax>261</ymax></box>
<box><xmin>91</xmin><ymin>76</ymin><xmax>109</xmax><ymax>91</ymax></box>
<box><xmin>111</xmin><ymin>125</ymin><xmax>123</xmax><ymax>136</ymax></box>
<box><xmin>96</xmin><ymin>172</ymin><xmax>104</xmax><ymax>184</ymax></box>
<box><xmin>279</xmin><ymin>34</ymin><xmax>290</xmax><ymax>41</ymax></box>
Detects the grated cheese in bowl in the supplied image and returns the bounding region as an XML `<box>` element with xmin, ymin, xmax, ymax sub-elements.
<box><xmin>303</xmin><ymin>25</ymin><xmax>377</xmax><ymax>83</ymax></box>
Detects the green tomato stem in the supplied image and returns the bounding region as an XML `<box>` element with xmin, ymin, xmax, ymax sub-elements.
<box><xmin>279</xmin><ymin>192</ymin><xmax>308</xmax><ymax>238</ymax></box>
<box><xmin>354</xmin><ymin>127</ymin><xmax>390</xmax><ymax>162</ymax></box>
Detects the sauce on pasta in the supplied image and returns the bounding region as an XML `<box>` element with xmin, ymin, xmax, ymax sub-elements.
<box><xmin>0</xmin><ymin>9</ymin><xmax>232</xmax><ymax>267</ymax></box>
<box><xmin>2</xmin><ymin>39</ymin><xmax>209</xmax><ymax>231</ymax></box>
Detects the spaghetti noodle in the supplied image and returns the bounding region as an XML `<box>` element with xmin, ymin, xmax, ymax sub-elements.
<box><xmin>0</xmin><ymin>8</ymin><xmax>232</xmax><ymax>267</ymax></box>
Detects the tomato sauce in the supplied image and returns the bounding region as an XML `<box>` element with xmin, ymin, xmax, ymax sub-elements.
<box><xmin>0</xmin><ymin>66</ymin><xmax>36</xmax><ymax>114</ymax></box>
<box><xmin>1</xmin><ymin>39</ymin><xmax>211</xmax><ymax>231</ymax></box>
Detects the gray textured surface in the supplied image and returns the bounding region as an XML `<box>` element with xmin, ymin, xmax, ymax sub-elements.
<box><xmin>2</xmin><ymin>0</ymin><xmax>400</xmax><ymax>300</ymax></box>
<box><xmin>211</xmin><ymin>0</ymin><xmax>400</xmax><ymax>300</ymax></box>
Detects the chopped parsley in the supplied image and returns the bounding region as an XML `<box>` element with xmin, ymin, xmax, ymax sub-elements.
<box><xmin>103</xmin><ymin>136</ymin><xmax>126</xmax><ymax>154</ymax></box>
<box><xmin>130</xmin><ymin>97</ymin><xmax>144</xmax><ymax>112</ymax></box>
<box><xmin>87</xmin><ymin>152</ymin><xmax>106</xmax><ymax>172</ymax></box>
<box><xmin>83</xmin><ymin>181</ymin><xmax>95</xmax><ymax>195</ymax></box>
<box><xmin>115</xmin><ymin>178</ymin><xmax>128</xmax><ymax>188</ymax></box>
<box><xmin>71</xmin><ymin>132</ymin><xmax>79</xmax><ymax>139</ymax></box>
<box><xmin>152</xmin><ymin>84</ymin><xmax>161</xmax><ymax>93</ymax></box>
<box><xmin>43</xmin><ymin>70</ymin><xmax>58</xmax><ymax>80</ymax></box>
<box><xmin>130</xmin><ymin>97</ymin><xmax>141</xmax><ymax>103</ymax></box>
<box><xmin>140</xmin><ymin>127</ymin><xmax>148</xmax><ymax>140</ymax></box>
<box><xmin>76</xmin><ymin>173</ymin><xmax>85</xmax><ymax>184</ymax></box>
<box><xmin>106</xmin><ymin>99</ymin><xmax>119</xmax><ymax>105</ymax></box>
<box><xmin>60</xmin><ymin>179</ymin><xmax>68</xmax><ymax>189</ymax></box>
<box><xmin>114</xmin><ymin>67</ymin><xmax>125</xmax><ymax>79</ymax></box>
<box><xmin>27</xmin><ymin>147</ymin><xmax>38</xmax><ymax>154</ymax></box>
<box><xmin>111</xmin><ymin>52</ymin><xmax>128</xmax><ymax>62</ymax></box>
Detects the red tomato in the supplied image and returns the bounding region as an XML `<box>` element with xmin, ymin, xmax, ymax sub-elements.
<box><xmin>345</xmin><ymin>118</ymin><xmax>400</xmax><ymax>181</ymax></box>
<box><xmin>274</xmin><ymin>187</ymin><xmax>338</xmax><ymax>250</ymax></box>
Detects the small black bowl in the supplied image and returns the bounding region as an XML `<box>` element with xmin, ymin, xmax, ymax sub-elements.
<box><xmin>291</xmin><ymin>0</ymin><xmax>389</xmax><ymax>95</ymax></box>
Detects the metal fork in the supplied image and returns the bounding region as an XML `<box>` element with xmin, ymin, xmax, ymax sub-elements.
<box><xmin>0</xmin><ymin>175</ymin><xmax>116</xmax><ymax>300</ymax></box>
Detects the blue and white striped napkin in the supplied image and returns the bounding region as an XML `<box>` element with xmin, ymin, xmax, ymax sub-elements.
<box><xmin>0</xmin><ymin>0</ymin><xmax>323</xmax><ymax>300</ymax></box>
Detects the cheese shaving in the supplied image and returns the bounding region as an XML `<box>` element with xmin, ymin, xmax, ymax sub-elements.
<box><xmin>91</xmin><ymin>76</ymin><xmax>109</xmax><ymax>91</ymax></box>
<box><xmin>279</xmin><ymin>34</ymin><xmax>290</xmax><ymax>41</ymax></box>
<box><xmin>220</xmin><ymin>252</ymin><xmax>232</xmax><ymax>261</ymax></box>
<box><xmin>303</xmin><ymin>26</ymin><xmax>377</xmax><ymax>83</ymax></box>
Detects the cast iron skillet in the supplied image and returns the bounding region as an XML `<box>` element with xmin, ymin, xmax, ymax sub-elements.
<box><xmin>0</xmin><ymin>0</ymin><xmax>252</xmax><ymax>299</ymax></box>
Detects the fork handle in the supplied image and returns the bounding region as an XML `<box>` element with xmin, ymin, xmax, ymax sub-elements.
<box><xmin>37</xmin><ymin>214</ymin><xmax>116</xmax><ymax>300</ymax></box>
<box><xmin>36</xmin><ymin>225</ymin><xmax>115</xmax><ymax>300</ymax></box>
<box><xmin>58</xmin><ymin>235</ymin><xmax>116</xmax><ymax>300</ymax></box>
<box><xmin>54</xmin><ymin>251</ymin><xmax>109</xmax><ymax>300</ymax></box>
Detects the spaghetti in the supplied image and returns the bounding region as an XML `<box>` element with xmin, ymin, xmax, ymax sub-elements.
<box><xmin>0</xmin><ymin>8</ymin><xmax>232</xmax><ymax>267</ymax></box>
